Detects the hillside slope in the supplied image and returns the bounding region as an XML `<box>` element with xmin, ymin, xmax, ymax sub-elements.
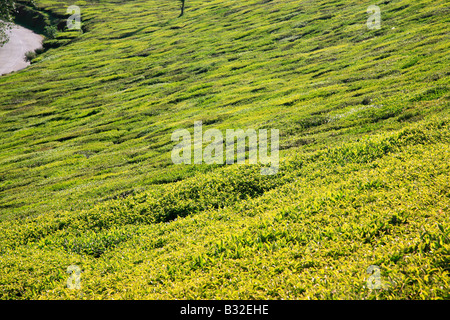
<box><xmin>0</xmin><ymin>0</ymin><xmax>449</xmax><ymax>299</ymax></box>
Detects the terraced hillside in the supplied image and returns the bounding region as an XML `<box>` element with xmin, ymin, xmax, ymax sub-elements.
<box><xmin>0</xmin><ymin>0</ymin><xmax>449</xmax><ymax>299</ymax></box>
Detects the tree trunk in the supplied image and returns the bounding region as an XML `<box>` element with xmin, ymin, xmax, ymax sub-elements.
<box><xmin>179</xmin><ymin>0</ymin><xmax>185</xmax><ymax>17</ymax></box>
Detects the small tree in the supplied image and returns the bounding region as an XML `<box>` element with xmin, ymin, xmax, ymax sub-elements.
<box><xmin>0</xmin><ymin>0</ymin><xmax>16</xmax><ymax>46</ymax></box>
<box><xmin>24</xmin><ymin>50</ymin><xmax>36</xmax><ymax>62</ymax></box>
<box><xmin>44</xmin><ymin>25</ymin><xmax>58</xmax><ymax>39</ymax></box>
<box><xmin>178</xmin><ymin>0</ymin><xmax>185</xmax><ymax>17</ymax></box>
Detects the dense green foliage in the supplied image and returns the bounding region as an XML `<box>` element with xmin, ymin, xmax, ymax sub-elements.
<box><xmin>0</xmin><ymin>0</ymin><xmax>448</xmax><ymax>299</ymax></box>
<box><xmin>0</xmin><ymin>0</ymin><xmax>15</xmax><ymax>21</ymax></box>
<box><xmin>0</xmin><ymin>0</ymin><xmax>16</xmax><ymax>46</ymax></box>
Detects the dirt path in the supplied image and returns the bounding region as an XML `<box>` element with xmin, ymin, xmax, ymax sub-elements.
<box><xmin>0</xmin><ymin>23</ymin><xmax>44</xmax><ymax>76</ymax></box>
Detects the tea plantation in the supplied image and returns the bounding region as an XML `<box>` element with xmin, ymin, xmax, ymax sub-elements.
<box><xmin>0</xmin><ymin>0</ymin><xmax>448</xmax><ymax>299</ymax></box>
